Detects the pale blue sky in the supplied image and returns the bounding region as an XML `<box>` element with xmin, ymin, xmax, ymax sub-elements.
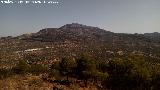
<box><xmin>0</xmin><ymin>0</ymin><xmax>160</xmax><ymax>36</ymax></box>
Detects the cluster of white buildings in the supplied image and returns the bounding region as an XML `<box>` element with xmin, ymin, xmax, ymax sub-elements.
<box><xmin>15</xmin><ymin>48</ymin><xmax>43</xmax><ymax>53</ymax></box>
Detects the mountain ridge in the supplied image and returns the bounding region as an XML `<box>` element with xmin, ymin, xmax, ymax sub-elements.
<box><xmin>1</xmin><ymin>23</ymin><xmax>160</xmax><ymax>59</ymax></box>
<box><xmin>1</xmin><ymin>23</ymin><xmax>160</xmax><ymax>67</ymax></box>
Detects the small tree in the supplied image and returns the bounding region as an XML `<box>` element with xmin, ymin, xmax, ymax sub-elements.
<box><xmin>0</xmin><ymin>68</ymin><xmax>13</xmax><ymax>79</ymax></box>
<box><xmin>94</xmin><ymin>71</ymin><xmax>109</xmax><ymax>84</ymax></box>
<box><xmin>151</xmin><ymin>67</ymin><xmax>160</xmax><ymax>90</ymax></box>
<box><xmin>59</xmin><ymin>57</ymin><xmax>76</xmax><ymax>81</ymax></box>
<box><xmin>76</xmin><ymin>55</ymin><xmax>97</xmax><ymax>87</ymax></box>
<box><xmin>103</xmin><ymin>56</ymin><xmax>152</xmax><ymax>90</ymax></box>
<box><xmin>13</xmin><ymin>60</ymin><xmax>30</xmax><ymax>74</ymax></box>
<box><xmin>30</xmin><ymin>64</ymin><xmax>48</xmax><ymax>75</ymax></box>
<box><xmin>96</xmin><ymin>60</ymin><xmax>109</xmax><ymax>73</ymax></box>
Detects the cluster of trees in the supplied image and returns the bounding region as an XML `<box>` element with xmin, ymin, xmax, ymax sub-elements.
<box><xmin>1</xmin><ymin>54</ymin><xmax>160</xmax><ymax>90</ymax></box>
<box><xmin>0</xmin><ymin>60</ymin><xmax>48</xmax><ymax>79</ymax></box>
<box><xmin>49</xmin><ymin>55</ymin><xmax>160</xmax><ymax>90</ymax></box>
<box><xmin>55</xmin><ymin>55</ymin><xmax>108</xmax><ymax>87</ymax></box>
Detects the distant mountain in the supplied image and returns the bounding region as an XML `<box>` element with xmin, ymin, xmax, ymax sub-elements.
<box><xmin>1</xmin><ymin>23</ymin><xmax>160</xmax><ymax>90</ymax></box>
<box><xmin>26</xmin><ymin>24</ymin><xmax>155</xmax><ymax>43</ymax></box>
<box><xmin>18</xmin><ymin>23</ymin><xmax>160</xmax><ymax>55</ymax></box>
<box><xmin>1</xmin><ymin>23</ymin><xmax>160</xmax><ymax>65</ymax></box>
<box><xmin>144</xmin><ymin>32</ymin><xmax>160</xmax><ymax>43</ymax></box>
<box><xmin>30</xmin><ymin>23</ymin><xmax>114</xmax><ymax>43</ymax></box>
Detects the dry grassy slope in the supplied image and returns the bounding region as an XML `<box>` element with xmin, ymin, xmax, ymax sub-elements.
<box><xmin>0</xmin><ymin>75</ymin><xmax>52</xmax><ymax>90</ymax></box>
<box><xmin>0</xmin><ymin>75</ymin><xmax>98</xmax><ymax>90</ymax></box>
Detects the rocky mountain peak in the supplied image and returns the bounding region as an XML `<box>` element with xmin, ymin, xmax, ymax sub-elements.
<box><xmin>59</xmin><ymin>23</ymin><xmax>99</xmax><ymax>30</ymax></box>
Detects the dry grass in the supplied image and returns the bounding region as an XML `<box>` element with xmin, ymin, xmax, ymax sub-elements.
<box><xmin>0</xmin><ymin>75</ymin><xmax>53</xmax><ymax>90</ymax></box>
<box><xmin>0</xmin><ymin>75</ymin><xmax>98</xmax><ymax>90</ymax></box>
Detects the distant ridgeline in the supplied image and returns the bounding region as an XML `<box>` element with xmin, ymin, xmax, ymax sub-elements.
<box><xmin>1</xmin><ymin>23</ymin><xmax>160</xmax><ymax>65</ymax></box>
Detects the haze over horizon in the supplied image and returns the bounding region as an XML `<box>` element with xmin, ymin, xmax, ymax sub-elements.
<box><xmin>0</xmin><ymin>0</ymin><xmax>160</xmax><ymax>37</ymax></box>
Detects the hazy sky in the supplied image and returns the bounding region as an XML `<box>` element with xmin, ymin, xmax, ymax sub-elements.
<box><xmin>0</xmin><ymin>0</ymin><xmax>160</xmax><ymax>36</ymax></box>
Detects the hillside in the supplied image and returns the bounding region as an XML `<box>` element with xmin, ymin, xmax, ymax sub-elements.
<box><xmin>19</xmin><ymin>23</ymin><xmax>160</xmax><ymax>62</ymax></box>
<box><xmin>1</xmin><ymin>23</ymin><xmax>160</xmax><ymax>66</ymax></box>
<box><xmin>1</xmin><ymin>23</ymin><xmax>160</xmax><ymax>90</ymax></box>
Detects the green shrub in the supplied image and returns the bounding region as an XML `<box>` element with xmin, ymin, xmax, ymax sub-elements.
<box><xmin>59</xmin><ymin>57</ymin><xmax>77</xmax><ymax>81</ymax></box>
<box><xmin>28</xmin><ymin>78</ymin><xmax>43</xmax><ymax>86</ymax></box>
<box><xmin>30</xmin><ymin>64</ymin><xmax>48</xmax><ymax>75</ymax></box>
<box><xmin>103</xmin><ymin>57</ymin><xmax>152</xmax><ymax>90</ymax></box>
<box><xmin>12</xmin><ymin>60</ymin><xmax>30</xmax><ymax>74</ymax></box>
<box><xmin>0</xmin><ymin>68</ymin><xmax>13</xmax><ymax>79</ymax></box>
